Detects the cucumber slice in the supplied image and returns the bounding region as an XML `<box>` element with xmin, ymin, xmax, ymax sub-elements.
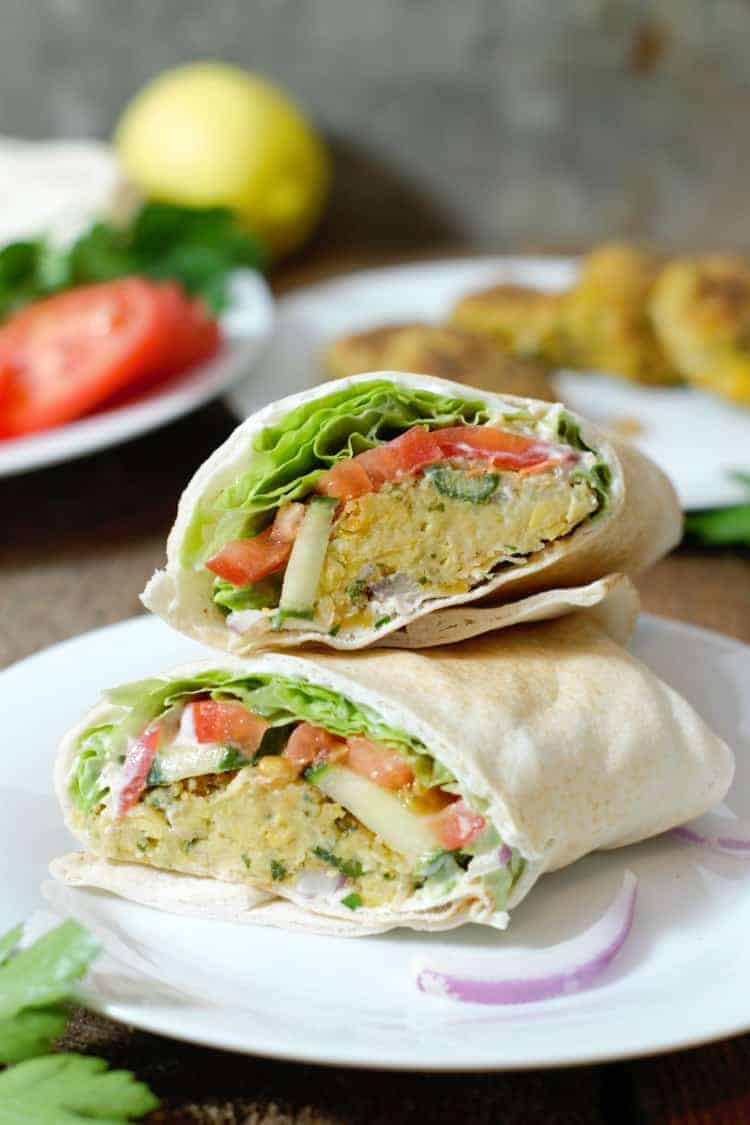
<box><xmin>425</xmin><ymin>464</ymin><xmax>500</xmax><ymax>503</ymax></box>
<box><xmin>314</xmin><ymin>765</ymin><xmax>439</xmax><ymax>860</ymax></box>
<box><xmin>146</xmin><ymin>743</ymin><xmax>250</xmax><ymax>786</ymax></box>
<box><xmin>277</xmin><ymin>496</ymin><xmax>337</xmax><ymax>621</ymax></box>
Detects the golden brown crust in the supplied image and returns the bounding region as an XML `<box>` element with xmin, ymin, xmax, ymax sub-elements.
<box><xmin>649</xmin><ymin>255</ymin><xmax>750</xmax><ymax>403</ymax></box>
<box><xmin>450</xmin><ymin>284</ymin><xmax>566</xmax><ymax>365</ymax></box>
<box><xmin>450</xmin><ymin>245</ymin><xmax>680</xmax><ymax>386</ymax></box>
<box><xmin>561</xmin><ymin>243</ymin><xmax>679</xmax><ymax>384</ymax></box>
<box><xmin>321</xmin><ymin>321</ymin><xmax>555</xmax><ymax>399</ymax></box>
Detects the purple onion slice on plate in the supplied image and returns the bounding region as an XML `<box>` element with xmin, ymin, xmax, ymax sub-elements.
<box><xmin>413</xmin><ymin>869</ymin><xmax>637</xmax><ymax>1006</ymax></box>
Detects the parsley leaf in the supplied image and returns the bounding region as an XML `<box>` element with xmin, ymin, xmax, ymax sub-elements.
<box><xmin>312</xmin><ymin>846</ymin><xmax>363</xmax><ymax>879</ymax></box>
<box><xmin>270</xmin><ymin>860</ymin><xmax>287</xmax><ymax>881</ymax></box>
<box><xmin>0</xmin><ymin>921</ymin><xmax>158</xmax><ymax>1117</ymax></box>
<box><xmin>341</xmin><ymin>893</ymin><xmax>362</xmax><ymax>911</ymax></box>
<box><xmin>0</xmin><ymin>1053</ymin><xmax>158</xmax><ymax>1122</ymax></box>
<box><xmin>0</xmin><ymin>922</ymin><xmax>99</xmax><ymax>1023</ymax></box>
<box><xmin>0</xmin><ymin>201</ymin><xmax>265</xmax><ymax>320</ymax></box>
<box><xmin>685</xmin><ymin>471</ymin><xmax>750</xmax><ymax>547</ymax></box>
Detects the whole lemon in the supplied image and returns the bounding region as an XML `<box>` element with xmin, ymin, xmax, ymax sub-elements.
<box><xmin>115</xmin><ymin>61</ymin><xmax>331</xmax><ymax>258</ymax></box>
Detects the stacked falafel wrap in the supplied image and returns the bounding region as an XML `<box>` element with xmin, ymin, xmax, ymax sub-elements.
<box><xmin>142</xmin><ymin>373</ymin><xmax>681</xmax><ymax>652</ymax></box>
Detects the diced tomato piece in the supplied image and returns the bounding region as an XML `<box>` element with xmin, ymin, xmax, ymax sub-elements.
<box><xmin>346</xmin><ymin>736</ymin><xmax>415</xmax><ymax>790</ymax></box>
<box><xmin>388</xmin><ymin>426</ymin><xmax>444</xmax><ymax>472</ymax></box>
<box><xmin>270</xmin><ymin>502</ymin><xmax>306</xmax><ymax>542</ymax></box>
<box><xmin>431</xmin><ymin>799</ymin><xmax>486</xmax><ymax>850</ymax></box>
<box><xmin>117</xmin><ymin>722</ymin><xmax>161</xmax><ymax>818</ymax></box>
<box><xmin>356</xmin><ymin>426</ymin><xmax>443</xmax><ymax>487</ymax></box>
<box><xmin>0</xmin><ymin>278</ymin><xmax>221</xmax><ymax>439</ymax></box>
<box><xmin>206</xmin><ymin>527</ymin><xmax>293</xmax><ymax>585</ymax></box>
<box><xmin>316</xmin><ymin>459</ymin><xmax>373</xmax><ymax>501</ymax></box>
<box><xmin>283</xmin><ymin>723</ymin><xmax>347</xmax><ymax>776</ymax></box>
<box><xmin>205</xmin><ymin>502</ymin><xmax>305</xmax><ymax>585</ymax></box>
<box><xmin>354</xmin><ymin>442</ymin><xmax>403</xmax><ymax>488</ymax></box>
<box><xmin>433</xmin><ymin>425</ymin><xmax>553</xmax><ymax>470</ymax></box>
<box><xmin>188</xmin><ymin>700</ymin><xmax>268</xmax><ymax>750</ymax></box>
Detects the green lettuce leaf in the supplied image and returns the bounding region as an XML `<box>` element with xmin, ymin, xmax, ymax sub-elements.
<box><xmin>181</xmin><ymin>379</ymin><xmax>489</xmax><ymax>566</ymax></box>
<box><xmin>557</xmin><ymin>411</ymin><xmax>611</xmax><ymax>511</ymax></box>
<box><xmin>213</xmin><ymin>574</ymin><xmax>282</xmax><ymax>612</ymax></box>
<box><xmin>71</xmin><ymin>669</ymin><xmax>450</xmax><ymax>810</ymax></box>
<box><xmin>68</xmin><ymin>727</ymin><xmax>115</xmax><ymax>812</ymax></box>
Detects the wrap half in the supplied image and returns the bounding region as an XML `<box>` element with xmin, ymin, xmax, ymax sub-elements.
<box><xmin>142</xmin><ymin>372</ymin><xmax>680</xmax><ymax>652</ymax></box>
<box><xmin>52</xmin><ymin>607</ymin><xmax>733</xmax><ymax>935</ymax></box>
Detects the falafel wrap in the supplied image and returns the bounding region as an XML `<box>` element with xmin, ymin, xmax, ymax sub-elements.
<box><xmin>142</xmin><ymin>372</ymin><xmax>681</xmax><ymax>652</ymax></box>
<box><xmin>52</xmin><ymin>602</ymin><xmax>733</xmax><ymax>936</ymax></box>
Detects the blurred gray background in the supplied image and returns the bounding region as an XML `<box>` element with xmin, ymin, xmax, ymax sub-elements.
<box><xmin>3</xmin><ymin>0</ymin><xmax>749</xmax><ymax>254</ymax></box>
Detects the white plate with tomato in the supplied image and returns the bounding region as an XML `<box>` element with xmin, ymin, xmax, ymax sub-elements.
<box><xmin>0</xmin><ymin>269</ymin><xmax>273</xmax><ymax>478</ymax></box>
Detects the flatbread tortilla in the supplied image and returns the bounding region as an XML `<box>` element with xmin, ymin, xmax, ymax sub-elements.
<box><xmin>142</xmin><ymin>372</ymin><xmax>681</xmax><ymax>652</ymax></box>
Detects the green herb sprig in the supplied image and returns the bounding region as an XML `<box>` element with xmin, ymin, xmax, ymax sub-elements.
<box><xmin>0</xmin><ymin>919</ymin><xmax>158</xmax><ymax>1121</ymax></box>
<box><xmin>685</xmin><ymin>473</ymin><xmax>750</xmax><ymax>548</ymax></box>
<box><xmin>0</xmin><ymin>201</ymin><xmax>264</xmax><ymax>320</ymax></box>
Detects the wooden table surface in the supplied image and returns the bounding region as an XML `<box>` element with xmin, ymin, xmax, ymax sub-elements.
<box><xmin>2</xmin><ymin>252</ymin><xmax>750</xmax><ymax>1123</ymax></box>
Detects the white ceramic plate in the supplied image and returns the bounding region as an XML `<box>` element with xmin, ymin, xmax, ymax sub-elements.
<box><xmin>229</xmin><ymin>257</ymin><xmax>750</xmax><ymax>510</ymax></box>
<box><xmin>3</xmin><ymin>613</ymin><xmax>750</xmax><ymax>1069</ymax></box>
<box><xmin>0</xmin><ymin>271</ymin><xmax>274</xmax><ymax>478</ymax></box>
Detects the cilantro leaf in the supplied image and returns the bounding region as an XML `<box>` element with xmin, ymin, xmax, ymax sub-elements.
<box><xmin>0</xmin><ymin>1053</ymin><xmax>158</xmax><ymax>1122</ymax></box>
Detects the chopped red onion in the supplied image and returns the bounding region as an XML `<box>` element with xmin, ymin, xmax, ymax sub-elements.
<box><xmin>672</xmin><ymin>814</ymin><xmax>750</xmax><ymax>855</ymax></box>
<box><xmin>498</xmin><ymin>845</ymin><xmax>512</xmax><ymax>866</ymax></box>
<box><xmin>414</xmin><ymin>869</ymin><xmax>637</xmax><ymax>1005</ymax></box>
<box><xmin>292</xmin><ymin>870</ymin><xmax>343</xmax><ymax>899</ymax></box>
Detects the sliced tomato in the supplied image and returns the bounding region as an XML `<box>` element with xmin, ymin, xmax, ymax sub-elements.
<box><xmin>313</xmin><ymin>423</ymin><xmax>553</xmax><ymax>502</ymax></box>
<box><xmin>0</xmin><ymin>279</ymin><xmax>194</xmax><ymax>438</ymax></box>
<box><xmin>315</xmin><ymin>458</ymin><xmax>373</xmax><ymax>501</ymax></box>
<box><xmin>283</xmin><ymin>723</ymin><xmax>348</xmax><ymax>775</ymax></box>
<box><xmin>188</xmin><ymin>699</ymin><xmax>268</xmax><ymax>750</ymax></box>
<box><xmin>433</xmin><ymin>425</ymin><xmax>552</xmax><ymax>470</ymax></box>
<box><xmin>432</xmin><ymin>799</ymin><xmax>486</xmax><ymax>850</ymax></box>
<box><xmin>206</xmin><ymin>527</ymin><xmax>292</xmax><ymax>585</ymax></box>
<box><xmin>346</xmin><ymin>736</ymin><xmax>415</xmax><ymax>790</ymax></box>
<box><xmin>116</xmin><ymin>722</ymin><xmax>161</xmax><ymax>818</ymax></box>
<box><xmin>107</xmin><ymin>283</ymin><xmax>220</xmax><ymax>403</ymax></box>
<box><xmin>205</xmin><ymin>502</ymin><xmax>304</xmax><ymax>585</ymax></box>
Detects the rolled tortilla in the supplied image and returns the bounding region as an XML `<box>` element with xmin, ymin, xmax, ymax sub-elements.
<box><xmin>52</xmin><ymin>604</ymin><xmax>733</xmax><ymax>936</ymax></box>
<box><xmin>142</xmin><ymin>372</ymin><xmax>681</xmax><ymax>652</ymax></box>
